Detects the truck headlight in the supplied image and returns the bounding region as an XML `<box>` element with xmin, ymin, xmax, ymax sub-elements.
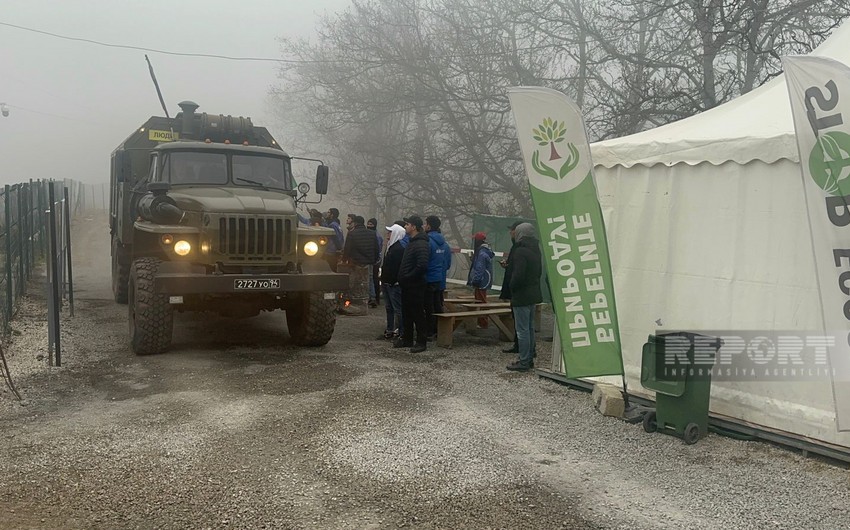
<box><xmin>174</xmin><ymin>240</ymin><xmax>192</xmax><ymax>256</ymax></box>
<box><xmin>303</xmin><ymin>241</ymin><xmax>319</xmax><ymax>256</ymax></box>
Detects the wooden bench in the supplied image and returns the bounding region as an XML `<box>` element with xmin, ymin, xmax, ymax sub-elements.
<box><xmin>461</xmin><ymin>302</ymin><xmax>547</xmax><ymax>332</ymax></box>
<box><xmin>435</xmin><ymin>308</ymin><xmax>514</xmax><ymax>348</ymax></box>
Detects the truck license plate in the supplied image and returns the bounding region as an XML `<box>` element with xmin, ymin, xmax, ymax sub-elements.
<box><xmin>234</xmin><ymin>278</ymin><xmax>280</xmax><ymax>290</ymax></box>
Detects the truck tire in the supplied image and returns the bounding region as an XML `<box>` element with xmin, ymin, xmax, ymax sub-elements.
<box><xmin>112</xmin><ymin>237</ymin><xmax>130</xmax><ymax>304</ymax></box>
<box><xmin>128</xmin><ymin>258</ymin><xmax>173</xmax><ymax>355</ymax></box>
<box><xmin>286</xmin><ymin>292</ymin><xmax>337</xmax><ymax>346</ymax></box>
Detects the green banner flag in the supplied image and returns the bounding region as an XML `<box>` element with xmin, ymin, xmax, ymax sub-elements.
<box><xmin>507</xmin><ymin>87</ymin><xmax>624</xmax><ymax>378</ymax></box>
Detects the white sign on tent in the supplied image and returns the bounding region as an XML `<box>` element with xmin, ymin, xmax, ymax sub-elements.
<box><xmin>782</xmin><ymin>55</ymin><xmax>850</xmax><ymax>432</ymax></box>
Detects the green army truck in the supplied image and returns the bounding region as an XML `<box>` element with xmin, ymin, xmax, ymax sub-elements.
<box><xmin>110</xmin><ymin>101</ymin><xmax>348</xmax><ymax>355</ymax></box>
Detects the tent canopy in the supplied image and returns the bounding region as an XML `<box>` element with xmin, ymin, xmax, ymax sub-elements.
<box><xmin>591</xmin><ymin>22</ymin><xmax>850</xmax><ymax>168</ymax></box>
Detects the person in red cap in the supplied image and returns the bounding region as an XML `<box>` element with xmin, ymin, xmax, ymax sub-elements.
<box><xmin>467</xmin><ymin>232</ymin><xmax>495</xmax><ymax>328</ymax></box>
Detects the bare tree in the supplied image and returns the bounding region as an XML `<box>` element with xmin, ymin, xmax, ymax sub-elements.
<box><xmin>271</xmin><ymin>0</ymin><xmax>848</xmax><ymax>242</ymax></box>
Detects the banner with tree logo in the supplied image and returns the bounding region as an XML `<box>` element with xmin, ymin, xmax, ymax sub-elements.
<box><xmin>784</xmin><ymin>55</ymin><xmax>850</xmax><ymax>431</ymax></box>
<box><xmin>507</xmin><ymin>87</ymin><xmax>624</xmax><ymax>378</ymax></box>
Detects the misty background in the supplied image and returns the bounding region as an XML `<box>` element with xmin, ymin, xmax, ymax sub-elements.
<box><xmin>0</xmin><ymin>0</ymin><xmax>347</xmax><ymax>184</ymax></box>
<box><xmin>2</xmin><ymin>0</ymin><xmax>849</xmax><ymax>245</ymax></box>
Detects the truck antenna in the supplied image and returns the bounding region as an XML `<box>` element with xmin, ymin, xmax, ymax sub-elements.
<box><xmin>145</xmin><ymin>54</ymin><xmax>171</xmax><ymax>119</ymax></box>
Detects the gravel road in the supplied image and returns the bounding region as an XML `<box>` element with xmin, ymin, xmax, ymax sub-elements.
<box><xmin>0</xmin><ymin>214</ymin><xmax>848</xmax><ymax>529</ymax></box>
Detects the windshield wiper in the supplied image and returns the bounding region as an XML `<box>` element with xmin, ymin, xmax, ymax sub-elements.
<box><xmin>236</xmin><ymin>177</ymin><xmax>268</xmax><ymax>189</ymax></box>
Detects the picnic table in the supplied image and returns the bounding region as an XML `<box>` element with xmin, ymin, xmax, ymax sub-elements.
<box><xmin>435</xmin><ymin>308</ymin><xmax>514</xmax><ymax>348</ymax></box>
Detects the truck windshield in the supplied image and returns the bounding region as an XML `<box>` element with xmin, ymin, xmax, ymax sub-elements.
<box><xmin>232</xmin><ymin>155</ymin><xmax>292</xmax><ymax>190</ymax></box>
<box><xmin>167</xmin><ymin>152</ymin><xmax>228</xmax><ymax>185</ymax></box>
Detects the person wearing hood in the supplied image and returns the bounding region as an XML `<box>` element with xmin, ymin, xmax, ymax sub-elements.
<box><xmin>396</xmin><ymin>215</ymin><xmax>430</xmax><ymax>353</ymax></box>
<box><xmin>467</xmin><ymin>232</ymin><xmax>495</xmax><ymax>329</ymax></box>
<box><xmin>424</xmin><ymin>215</ymin><xmax>451</xmax><ymax>338</ymax></box>
<box><xmin>379</xmin><ymin>224</ymin><xmax>406</xmax><ymax>340</ymax></box>
<box><xmin>506</xmin><ymin>222</ymin><xmax>543</xmax><ymax>372</ymax></box>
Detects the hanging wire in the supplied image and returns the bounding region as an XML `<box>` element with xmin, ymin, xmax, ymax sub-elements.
<box><xmin>0</xmin><ymin>340</ymin><xmax>22</xmax><ymax>400</ymax></box>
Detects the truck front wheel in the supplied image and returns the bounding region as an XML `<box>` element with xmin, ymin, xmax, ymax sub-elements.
<box><xmin>128</xmin><ymin>258</ymin><xmax>173</xmax><ymax>355</ymax></box>
<box><xmin>286</xmin><ymin>292</ymin><xmax>337</xmax><ymax>347</ymax></box>
<box><xmin>112</xmin><ymin>237</ymin><xmax>130</xmax><ymax>304</ymax></box>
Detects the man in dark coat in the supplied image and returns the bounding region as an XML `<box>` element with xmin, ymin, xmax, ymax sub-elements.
<box><xmin>341</xmin><ymin>215</ymin><xmax>380</xmax><ymax>315</ymax></box>
<box><xmin>505</xmin><ymin>222</ymin><xmax>543</xmax><ymax>371</ymax></box>
<box><xmin>395</xmin><ymin>215</ymin><xmax>430</xmax><ymax>353</ymax></box>
<box><xmin>323</xmin><ymin>208</ymin><xmax>345</xmax><ymax>272</ymax></box>
<box><xmin>499</xmin><ymin>220</ymin><xmax>522</xmax><ymax>353</ymax></box>
<box><xmin>367</xmin><ymin>217</ymin><xmax>383</xmax><ymax>307</ymax></box>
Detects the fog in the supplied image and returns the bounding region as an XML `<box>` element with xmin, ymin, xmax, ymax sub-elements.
<box><xmin>0</xmin><ymin>0</ymin><xmax>348</xmax><ymax>186</ymax></box>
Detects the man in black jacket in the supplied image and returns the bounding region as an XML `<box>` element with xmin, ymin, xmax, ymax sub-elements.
<box><xmin>499</xmin><ymin>221</ymin><xmax>522</xmax><ymax>353</ymax></box>
<box><xmin>395</xmin><ymin>215</ymin><xmax>430</xmax><ymax>353</ymax></box>
<box><xmin>505</xmin><ymin>222</ymin><xmax>543</xmax><ymax>371</ymax></box>
<box><xmin>341</xmin><ymin>215</ymin><xmax>380</xmax><ymax>315</ymax></box>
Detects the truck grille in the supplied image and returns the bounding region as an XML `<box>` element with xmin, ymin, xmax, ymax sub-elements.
<box><xmin>216</xmin><ymin>216</ymin><xmax>292</xmax><ymax>260</ymax></box>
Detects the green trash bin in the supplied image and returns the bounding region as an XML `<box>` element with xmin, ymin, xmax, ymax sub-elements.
<box><xmin>640</xmin><ymin>332</ymin><xmax>722</xmax><ymax>445</ymax></box>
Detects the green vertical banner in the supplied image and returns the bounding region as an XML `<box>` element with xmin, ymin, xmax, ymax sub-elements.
<box><xmin>507</xmin><ymin>87</ymin><xmax>623</xmax><ymax>378</ymax></box>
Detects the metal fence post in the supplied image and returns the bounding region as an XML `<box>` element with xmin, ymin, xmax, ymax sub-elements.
<box><xmin>47</xmin><ymin>183</ymin><xmax>61</xmax><ymax>366</ymax></box>
<box><xmin>27</xmin><ymin>180</ymin><xmax>34</xmax><ymax>273</ymax></box>
<box><xmin>4</xmin><ymin>185</ymin><xmax>13</xmax><ymax>334</ymax></box>
<box><xmin>38</xmin><ymin>181</ymin><xmax>46</xmax><ymax>261</ymax></box>
<box><xmin>17</xmin><ymin>186</ymin><xmax>26</xmax><ymax>297</ymax></box>
<box><xmin>63</xmin><ymin>186</ymin><xmax>74</xmax><ymax>316</ymax></box>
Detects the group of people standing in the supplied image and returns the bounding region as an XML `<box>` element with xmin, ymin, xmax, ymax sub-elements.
<box><xmin>379</xmin><ymin>215</ymin><xmax>451</xmax><ymax>353</ymax></box>
<box><xmin>304</xmin><ymin>208</ymin><xmax>542</xmax><ymax>370</ymax></box>
<box><xmin>309</xmin><ymin>208</ymin><xmax>451</xmax><ymax>354</ymax></box>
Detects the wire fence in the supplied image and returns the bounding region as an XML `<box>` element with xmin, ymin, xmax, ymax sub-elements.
<box><xmin>0</xmin><ymin>180</ymin><xmax>106</xmax><ymax>337</ymax></box>
<box><xmin>68</xmin><ymin>181</ymin><xmax>109</xmax><ymax>213</ymax></box>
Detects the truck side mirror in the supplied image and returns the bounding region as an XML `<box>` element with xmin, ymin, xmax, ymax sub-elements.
<box><xmin>315</xmin><ymin>165</ymin><xmax>329</xmax><ymax>195</ymax></box>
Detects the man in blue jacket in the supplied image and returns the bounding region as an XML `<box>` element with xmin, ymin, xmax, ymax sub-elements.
<box><xmin>424</xmin><ymin>215</ymin><xmax>451</xmax><ymax>339</ymax></box>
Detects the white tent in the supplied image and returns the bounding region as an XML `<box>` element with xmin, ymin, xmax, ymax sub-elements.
<box><xmin>580</xmin><ymin>22</ymin><xmax>850</xmax><ymax>450</ymax></box>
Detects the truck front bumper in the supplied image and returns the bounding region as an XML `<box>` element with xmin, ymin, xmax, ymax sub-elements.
<box><xmin>154</xmin><ymin>272</ymin><xmax>350</xmax><ymax>295</ymax></box>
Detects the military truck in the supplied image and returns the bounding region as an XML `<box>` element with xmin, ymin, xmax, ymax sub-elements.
<box><xmin>109</xmin><ymin>101</ymin><xmax>348</xmax><ymax>355</ymax></box>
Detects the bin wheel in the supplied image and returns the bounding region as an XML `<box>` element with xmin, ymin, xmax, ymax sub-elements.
<box><xmin>683</xmin><ymin>423</ymin><xmax>701</xmax><ymax>444</ymax></box>
<box><xmin>642</xmin><ymin>411</ymin><xmax>657</xmax><ymax>433</ymax></box>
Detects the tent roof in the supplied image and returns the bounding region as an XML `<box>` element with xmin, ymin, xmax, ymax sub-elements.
<box><xmin>591</xmin><ymin>21</ymin><xmax>850</xmax><ymax>168</ymax></box>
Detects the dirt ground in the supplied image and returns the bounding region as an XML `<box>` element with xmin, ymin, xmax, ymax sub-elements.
<box><xmin>0</xmin><ymin>213</ymin><xmax>848</xmax><ymax>530</ymax></box>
